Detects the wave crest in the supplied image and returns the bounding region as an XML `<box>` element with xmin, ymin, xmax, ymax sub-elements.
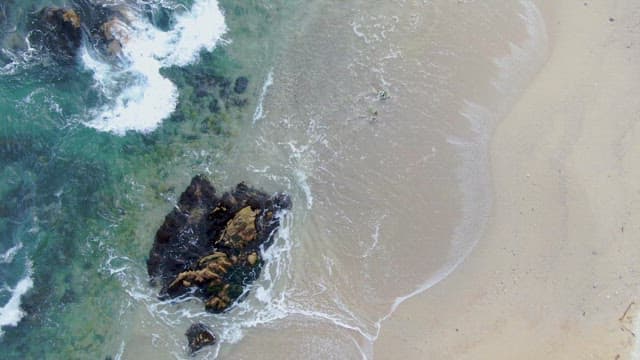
<box><xmin>83</xmin><ymin>0</ymin><xmax>227</xmax><ymax>135</ymax></box>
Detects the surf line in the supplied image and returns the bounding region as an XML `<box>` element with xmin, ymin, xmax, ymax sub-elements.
<box><xmin>253</xmin><ymin>69</ymin><xmax>274</xmax><ymax>124</ymax></box>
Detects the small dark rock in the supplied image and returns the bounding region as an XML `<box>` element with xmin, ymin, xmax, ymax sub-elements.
<box><xmin>234</xmin><ymin>76</ymin><xmax>249</xmax><ymax>94</ymax></box>
<box><xmin>195</xmin><ymin>86</ymin><xmax>209</xmax><ymax>98</ymax></box>
<box><xmin>146</xmin><ymin>4</ymin><xmax>174</xmax><ymax>31</ymax></box>
<box><xmin>170</xmin><ymin>111</ymin><xmax>185</xmax><ymax>122</ymax></box>
<box><xmin>609</xmin><ymin>17</ymin><xmax>615</xmax><ymax>22</ymax></box>
<box><xmin>230</xmin><ymin>96</ymin><xmax>248</xmax><ymax>107</ymax></box>
<box><xmin>208</xmin><ymin>98</ymin><xmax>220</xmax><ymax>113</ymax></box>
<box><xmin>186</xmin><ymin>323</ymin><xmax>216</xmax><ymax>353</ymax></box>
<box><xmin>273</xmin><ymin>193</ymin><xmax>292</xmax><ymax>210</ymax></box>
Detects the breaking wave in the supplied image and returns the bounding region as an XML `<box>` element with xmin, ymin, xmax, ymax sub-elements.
<box><xmin>82</xmin><ymin>0</ymin><xmax>227</xmax><ymax>134</ymax></box>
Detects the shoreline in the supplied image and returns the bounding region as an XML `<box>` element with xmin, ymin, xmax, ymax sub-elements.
<box><xmin>213</xmin><ymin>1</ymin><xmax>554</xmax><ymax>358</ymax></box>
<box><xmin>374</xmin><ymin>1</ymin><xmax>640</xmax><ymax>358</ymax></box>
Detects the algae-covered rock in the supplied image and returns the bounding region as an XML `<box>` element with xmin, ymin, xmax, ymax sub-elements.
<box><xmin>216</xmin><ymin>206</ymin><xmax>258</xmax><ymax>249</ymax></box>
<box><xmin>147</xmin><ymin>175</ymin><xmax>290</xmax><ymax>313</ymax></box>
<box><xmin>62</xmin><ymin>9</ymin><xmax>81</xmax><ymax>28</ymax></box>
<box><xmin>185</xmin><ymin>323</ymin><xmax>216</xmax><ymax>353</ymax></box>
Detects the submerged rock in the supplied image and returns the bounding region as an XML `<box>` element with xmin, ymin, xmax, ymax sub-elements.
<box><xmin>147</xmin><ymin>175</ymin><xmax>290</xmax><ymax>313</ymax></box>
<box><xmin>234</xmin><ymin>76</ymin><xmax>249</xmax><ymax>94</ymax></box>
<box><xmin>185</xmin><ymin>323</ymin><xmax>216</xmax><ymax>353</ymax></box>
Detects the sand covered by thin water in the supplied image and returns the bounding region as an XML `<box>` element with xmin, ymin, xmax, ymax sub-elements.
<box><xmin>5</xmin><ymin>0</ymin><xmax>636</xmax><ymax>358</ymax></box>
<box><xmin>375</xmin><ymin>1</ymin><xmax>640</xmax><ymax>358</ymax></box>
<box><xmin>206</xmin><ymin>1</ymin><xmax>548</xmax><ymax>358</ymax></box>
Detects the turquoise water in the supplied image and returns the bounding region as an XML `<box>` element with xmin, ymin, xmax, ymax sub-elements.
<box><xmin>0</xmin><ymin>0</ymin><xmax>300</xmax><ymax>357</ymax></box>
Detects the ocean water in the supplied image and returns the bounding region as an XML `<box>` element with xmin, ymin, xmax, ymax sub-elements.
<box><xmin>0</xmin><ymin>0</ymin><xmax>547</xmax><ymax>359</ymax></box>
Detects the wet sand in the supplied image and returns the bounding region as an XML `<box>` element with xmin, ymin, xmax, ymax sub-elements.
<box><xmin>211</xmin><ymin>1</ymin><xmax>546</xmax><ymax>358</ymax></box>
<box><xmin>375</xmin><ymin>1</ymin><xmax>640</xmax><ymax>358</ymax></box>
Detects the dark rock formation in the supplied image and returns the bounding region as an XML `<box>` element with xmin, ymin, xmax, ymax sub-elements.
<box><xmin>185</xmin><ymin>323</ymin><xmax>216</xmax><ymax>353</ymax></box>
<box><xmin>29</xmin><ymin>7</ymin><xmax>83</xmax><ymax>62</ymax></box>
<box><xmin>195</xmin><ymin>86</ymin><xmax>209</xmax><ymax>98</ymax></box>
<box><xmin>28</xmin><ymin>2</ymin><xmax>130</xmax><ymax>63</ymax></box>
<box><xmin>234</xmin><ymin>76</ymin><xmax>249</xmax><ymax>94</ymax></box>
<box><xmin>147</xmin><ymin>175</ymin><xmax>290</xmax><ymax>313</ymax></box>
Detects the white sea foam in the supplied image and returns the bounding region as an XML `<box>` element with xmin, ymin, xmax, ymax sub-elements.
<box><xmin>0</xmin><ymin>243</ymin><xmax>32</xmax><ymax>337</ymax></box>
<box><xmin>0</xmin><ymin>243</ymin><xmax>23</xmax><ymax>264</ymax></box>
<box><xmin>83</xmin><ymin>0</ymin><xmax>227</xmax><ymax>134</ymax></box>
<box><xmin>252</xmin><ymin>70</ymin><xmax>274</xmax><ymax>123</ymax></box>
<box><xmin>0</xmin><ymin>271</ymin><xmax>33</xmax><ymax>337</ymax></box>
<box><xmin>0</xmin><ymin>35</ymin><xmax>39</xmax><ymax>76</ymax></box>
<box><xmin>372</xmin><ymin>0</ymin><xmax>549</xmax><ymax>344</ymax></box>
<box><xmin>362</xmin><ymin>215</ymin><xmax>386</xmax><ymax>258</ymax></box>
<box><xmin>114</xmin><ymin>340</ymin><xmax>125</xmax><ymax>360</ymax></box>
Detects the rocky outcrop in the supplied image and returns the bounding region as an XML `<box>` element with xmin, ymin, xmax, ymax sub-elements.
<box><xmin>29</xmin><ymin>7</ymin><xmax>83</xmax><ymax>62</ymax></box>
<box><xmin>185</xmin><ymin>323</ymin><xmax>216</xmax><ymax>353</ymax></box>
<box><xmin>99</xmin><ymin>19</ymin><xmax>127</xmax><ymax>56</ymax></box>
<box><xmin>147</xmin><ymin>175</ymin><xmax>290</xmax><ymax>313</ymax></box>
<box><xmin>28</xmin><ymin>2</ymin><xmax>130</xmax><ymax>63</ymax></box>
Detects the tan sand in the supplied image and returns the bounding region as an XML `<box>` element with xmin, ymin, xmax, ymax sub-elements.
<box><xmin>374</xmin><ymin>1</ymin><xmax>640</xmax><ymax>358</ymax></box>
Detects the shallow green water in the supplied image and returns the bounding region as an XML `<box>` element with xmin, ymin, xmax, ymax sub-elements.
<box><xmin>0</xmin><ymin>0</ymin><xmax>303</xmax><ymax>358</ymax></box>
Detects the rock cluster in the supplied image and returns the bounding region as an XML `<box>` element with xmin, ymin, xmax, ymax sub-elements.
<box><xmin>29</xmin><ymin>7</ymin><xmax>83</xmax><ymax>62</ymax></box>
<box><xmin>170</xmin><ymin>67</ymin><xmax>250</xmax><ymax>110</ymax></box>
<box><xmin>147</xmin><ymin>175</ymin><xmax>290</xmax><ymax>313</ymax></box>
<box><xmin>28</xmin><ymin>3</ymin><xmax>130</xmax><ymax>63</ymax></box>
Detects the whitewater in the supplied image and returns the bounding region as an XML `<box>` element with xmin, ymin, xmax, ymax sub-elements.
<box><xmin>83</xmin><ymin>0</ymin><xmax>227</xmax><ymax>134</ymax></box>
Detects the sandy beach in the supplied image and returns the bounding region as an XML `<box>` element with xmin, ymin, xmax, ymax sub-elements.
<box><xmin>375</xmin><ymin>1</ymin><xmax>640</xmax><ymax>358</ymax></box>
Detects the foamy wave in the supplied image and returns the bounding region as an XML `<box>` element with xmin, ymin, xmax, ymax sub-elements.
<box><xmin>0</xmin><ymin>271</ymin><xmax>33</xmax><ymax>337</ymax></box>
<box><xmin>0</xmin><ymin>243</ymin><xmax>23</xmax><ymax>264</ymax></box>
<box><xmin>83</xmin><ymin>0</ymin><xmax>227</xmax><ymax>135</ymax></box>
<box><xmin>253</xmin><ymin>70</ymin><xmax>274</xmax><ymax>123</ymax></box>
<box><xmin>0</xmin><ymin>243</ymin><xmax>32</xmax><ymax>337</ymax></box>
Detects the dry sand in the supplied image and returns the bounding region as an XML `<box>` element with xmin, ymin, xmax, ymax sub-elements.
<box><xmin>375</xmin><ymin>1</ymin><xmax>640</xmax><ymax>358</ymax></box>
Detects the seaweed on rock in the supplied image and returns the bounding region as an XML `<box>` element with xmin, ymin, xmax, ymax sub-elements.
<box><xmin>185</xmin><ymin>323</ymin><xmax>216</xmax><ymax>353</ymax></box>
<box><xmin>147</xmin><ymin>175</ymin><xmax>290</xmax><ymax>313</ymax></box>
